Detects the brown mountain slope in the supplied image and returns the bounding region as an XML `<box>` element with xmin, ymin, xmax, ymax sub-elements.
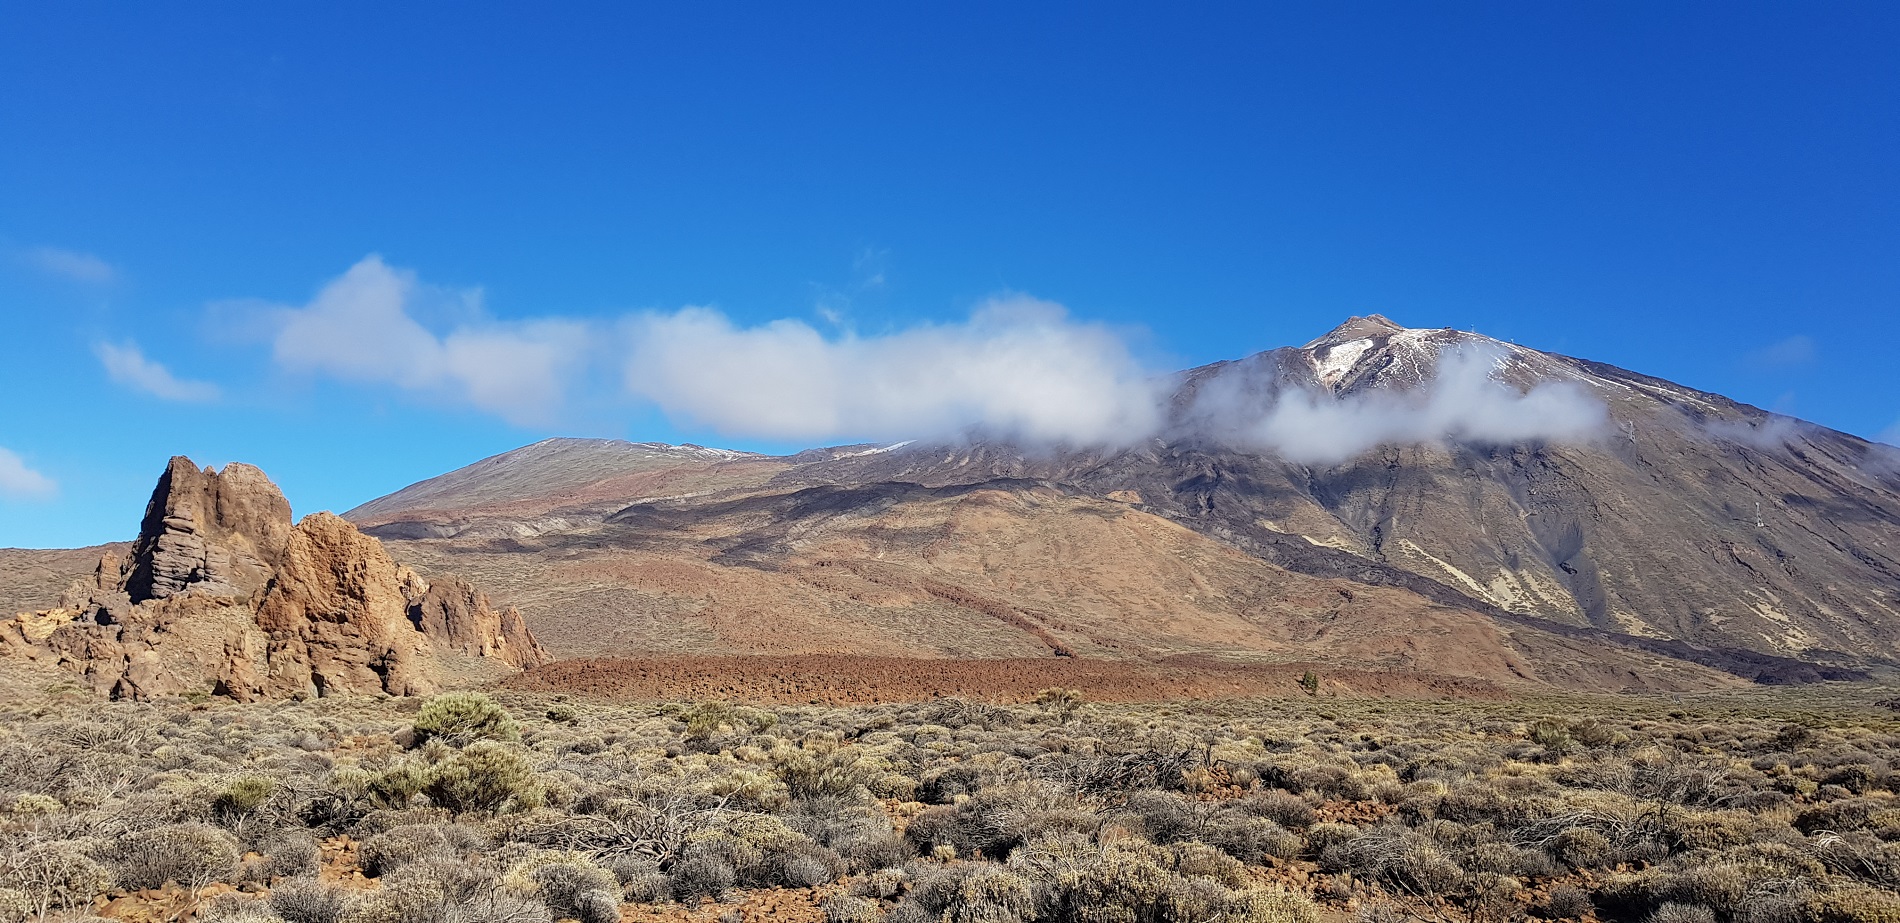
<box><xmin>348</xmin><ymin>439</ymin><xmax>785</xmax><ymax>539</ymax></box>
<box><xmin>0</xmin><ymin>543</ymin><xmax>128</xmax><ymax>618</ymax></box>
<box><xmin>769</xmin><ymin>318</ymin><xmax>1900</xmax><ymax>677</ymax></box>
<box><xmin>371</xmin><ymin>472</ymin><xmax>1735</xmax><ymax>692</ymax></box>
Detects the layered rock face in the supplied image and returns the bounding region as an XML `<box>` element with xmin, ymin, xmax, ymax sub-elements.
<box><xmin>0</xmin><ymin>457</ymin><xmax>551</xmax><ymax>700</ymax></box>
<box><xmin>124</xmin><ymin>457</ymin><xmax>293</xmax><ymax>602</ymax></box>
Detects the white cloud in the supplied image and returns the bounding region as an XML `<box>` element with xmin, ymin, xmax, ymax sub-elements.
<box><xmin>624</xmin><ymin>295</ymin><xmax>1168</xmax><ymax>445</ymax></box>
<box><xmin>251</xmin><ymin>257</ymin><xmax>1615</xmax><ymax>460</ymax></box>
<box><xmin>1748</xmin><ymin>335</ymin><xmax>1817</xmax><ymax>369</ymax></box>
<box><xmin>22</xmin><ymin>246</ymin><xmax>117</xmax><ymax>284</ymax></box>
<box><xmin>1192</xmin><ymin>343</ymin><xmax>1610</xmax><ymax>465</ymax></box>
<box><xmin>1705</xmin><ymin>413</ymin><xmax>1810</xmax><ymax>452</ymax></box>
<box><xmin>0</xmin><ymin>448</ymin><xmax>56</xmax><ymax>499</ymax></box>
<box><xmin>94</xmin><ymin>342</ymin><xmax>221</xmax><ymax>402</ymax></box>
<box><xmin>1878</xmin><ymin>420</ymin><xmax>1900</xmax><ymax>448</ymax></box>
<box><xmin>269</xmin><ymin>256</ymin><xmax>590</xmax><ymax>426</ymax></box>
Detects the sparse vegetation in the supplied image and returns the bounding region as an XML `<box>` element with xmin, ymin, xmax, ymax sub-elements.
<box><xmin>0</xmin><ymin>685</ymin><xmax>1894</xmax><ymax>922</ymax></box>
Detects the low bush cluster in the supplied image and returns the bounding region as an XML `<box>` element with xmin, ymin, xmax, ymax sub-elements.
<box><xmin>0</xmin><ymin>686</ymin><xmax>1894</xmax><ymax>923</ymax></box>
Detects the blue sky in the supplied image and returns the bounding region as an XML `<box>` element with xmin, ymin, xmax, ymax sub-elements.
<box><xmin>2</xmin><ymin>2</ymin><xmax>1897</xmax><ymax>548</ymax></box>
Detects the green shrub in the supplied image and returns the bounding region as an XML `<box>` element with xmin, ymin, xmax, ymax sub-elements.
<box><xmin>411</xmin><ymin>693</ymin><xmax>521</xmax><ymax>747</ymax></box>
<box><xmin>342</xmin><ymin>759</ymin><xmax>431</xmax><ymax>811</ymax></box>
<box><xmin>213</xmin><ymin>776</ymin><xmax>277</xmax><ymax>825</ymax></box>
<box><xmin>423</xmin><ymin>742</ymin><xmax>541</xmax><ymax>815</ymax></box>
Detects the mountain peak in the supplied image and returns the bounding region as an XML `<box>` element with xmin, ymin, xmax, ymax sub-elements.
<box><xmin>1307</xmin><ymin>314</ymin><xmax>1409</xmax><ymax>348</ymax></box>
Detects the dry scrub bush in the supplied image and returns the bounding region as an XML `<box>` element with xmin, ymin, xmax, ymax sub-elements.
<box><xmin>343</xmin><ymin>857</ymin><xmax>550</xmax><ymax>923</ymax></box>
<box><xmin>269</xmin><ymin>877</ymin><xmax>348</xmax><ymax>923</ymax></box>
<box><xmin>97</xmin><ymin>822</ymin><xmax>238</xmax><ymax>891</ymax></box>
<box><xmin>0</xmin><ymin>687</ymin><xmax>1897</xmax><ymax>922</ymax></box>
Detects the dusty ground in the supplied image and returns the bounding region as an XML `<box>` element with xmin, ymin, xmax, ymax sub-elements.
<box><xmin>498</xmin><ymin>654</ymin><xmax>1509</xmax><ymax>704</ymax></box>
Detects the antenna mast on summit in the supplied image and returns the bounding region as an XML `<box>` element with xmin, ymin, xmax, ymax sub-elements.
<box><xmin>1755</xmin><ymin>501</ymin><xmax>1764</xmax><ymax>529</ymax></box>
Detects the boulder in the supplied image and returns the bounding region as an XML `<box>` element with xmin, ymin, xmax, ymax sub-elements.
<box><xmin>407</xmin><ymin>576</ymin><xmax>552</xmax><ymax>670</ymax></box>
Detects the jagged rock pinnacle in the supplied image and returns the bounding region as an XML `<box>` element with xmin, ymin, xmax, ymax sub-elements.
<box><xmin>1</xmin><ymin>456</ymin><xmax>552</xmax><ymax>700</ymax></box>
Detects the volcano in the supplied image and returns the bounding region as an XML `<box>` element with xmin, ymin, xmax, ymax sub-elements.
<box><xmin>314</xmin><ymin>317</ymin><xmax>1900</xmax><ymax>692</ymax></box>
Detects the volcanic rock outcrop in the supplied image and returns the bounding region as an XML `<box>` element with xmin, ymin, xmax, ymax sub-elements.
<box><xmin>0</xmin><ymin>457</ymin><xmax>550</xmax><ymax>700</ymax></box>
<box><xmin>125</xmin><ymin>457</ymin><xmax>293</xmax><ymax>602</ymax></box>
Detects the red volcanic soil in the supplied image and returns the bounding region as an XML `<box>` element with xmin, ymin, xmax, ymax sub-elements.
<box><xmin>497</xmin><ymin>654</ymin><xmax>1508</xmax><ymax>704</ymax></box>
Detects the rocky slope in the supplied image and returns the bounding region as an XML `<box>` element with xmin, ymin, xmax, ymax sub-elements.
<box><xmin>0</xmin><ymin>457</ymin><xmax>549</xmax><ymax>700</ymax></box>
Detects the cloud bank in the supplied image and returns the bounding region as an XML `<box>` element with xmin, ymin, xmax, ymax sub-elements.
<box><xmin>0</xmin><ymin>448</ymin><xmax>56</xmax><ymax>499</ymax></box>
<box><xmin>252</xmin><ymin>257</ymin><xmax>1612</xmax><ymax>461</ymax></box>
<box><xmin>270</xmin><ymin>257</ymin><xmax>589</xmax><ymax>426</ymax></box>
<box><xmin>95</xmin><ymin>342</ymin><xmax>221</xmax><ymax>402</ymax></box>
<box><xmin>1192</xmin><ymin>343</ymin><xmax>1609</xmax><ymax>465</ymax></box>
<box><xmin>624</xmin><ymin>296</ymin><xmax>1166</xmax><ymax>444</ymax></box>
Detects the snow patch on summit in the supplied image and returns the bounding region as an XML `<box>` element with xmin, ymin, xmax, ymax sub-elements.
<box><xmin>1313</xmin><ymin>339</ymin><xmax>1372</xmax><ymax>386</ymax></box>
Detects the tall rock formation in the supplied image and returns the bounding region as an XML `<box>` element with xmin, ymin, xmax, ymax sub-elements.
<box><xmin>407</xmin><ymin>575</ymin><xmax>551</xmax><ymax>669</ymax></box>
<box><xmin>0</xmin><ymin>457</ymin><xmax>552</xmax><ymax>700</ymax></box>
<box><xmin>124</xmin><ymin>458</ymin><xmax>293</xmax><ymax>602</ymax></box>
